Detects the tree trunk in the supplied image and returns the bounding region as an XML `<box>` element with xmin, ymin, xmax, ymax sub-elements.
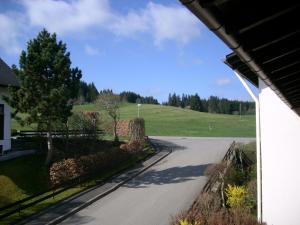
<box><xmin>64</xmin><ymin>121</ymin><xmax>69</xmax><ymax>153</ymax></box>
<box><xmin>113</xmin><ymin>118</ymin><xmax>119</xmax><ymax>142</ymax></box>
<box><xmin>45</xmin><ymin>123</ymin><xmax>54</xmax><ymax>166</ymax></box>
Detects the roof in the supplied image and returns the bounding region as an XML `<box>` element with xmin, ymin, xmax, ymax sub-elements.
<box><xmin>180</xmin><ymin>0</ymin><xmax>300</xmax><ymax>112</ymax></box>
<box><xmin>0</xmin><ymin>58</ymin><xmax>19</xmax><ymax>87</ymax></box>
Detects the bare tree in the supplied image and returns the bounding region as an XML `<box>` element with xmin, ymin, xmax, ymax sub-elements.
<box><xmin>96</xmin><ymin>92</ymin><xmax>121</xmax><ymax>142</ymax></box>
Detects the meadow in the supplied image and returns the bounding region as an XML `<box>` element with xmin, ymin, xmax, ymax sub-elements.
<box><xmin>74</xmin><ymin>103</ymin><xmax>255</xmax><ymax>137</ymax></box>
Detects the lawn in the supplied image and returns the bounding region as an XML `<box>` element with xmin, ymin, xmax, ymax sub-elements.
<box><xmin>74</xmin><ymin>103</ymin><xmax>256</xmax><ymax>137</ymax></box>
<box><xmin>12</xmin><ymin>103</ymin><xmax>255</xmax><ymax>137</ymax></box>
<box><xmin>0</xmin><ymin>154</ymin><xmax>49</xmax><ymax>208</ymax></box>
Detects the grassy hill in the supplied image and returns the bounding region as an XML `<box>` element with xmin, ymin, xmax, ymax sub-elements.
<box><xmin>12</xmin><ymin>103</ymin><xmax>255</xmax><ymax>137</ymax></box>
<box><xmin>74</xmin><ymin>103</ymin><xmax>255</xmax><ymax>137</ymax></box>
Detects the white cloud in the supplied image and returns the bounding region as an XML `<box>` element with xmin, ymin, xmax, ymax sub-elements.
<box><xmin>21</xmin><ymin>0</ymin><xmax>112</xmax><ymax>34</ymax></box>
<box><xmin>21</xmin><ymin>0</ymin><xmax>201</xmax><ymax>45</ymax></box>
<box><xmin>0</xmin><ymin>13</ymin><xmax>23</xmax><ymax>55</ymax></box>
<box><xmin>111</xmin><ymin>2</ymin><xmax>201</xmax><ymax>46</ymax></box>
<box><xmin>216</xmin><ymin>78</ymin><xmax>231</xmax><ymax>86</ymax></box>
<box><xmin>84</xmin><ymin>44</ymin><xmax>101</xmax><ymax>56</ymax></box>
<box><xmin>146</xmin><ymin>2</ymin><xmax>201</xmax><ymax>46</ymax></box>
<box><xmin>0</xmin><ymin>0</ymin><xmax>202</xmax><ymax>54</ymax></box>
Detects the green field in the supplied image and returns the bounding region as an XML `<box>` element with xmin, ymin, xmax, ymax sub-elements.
<box><xmin>74</xmin><ymin>103</ymin><xmax>255</xmax><ymax>137</ymax></box>
<box><xmin>12</xmin><ymin>103</ymin><xmax>255</xmax><ymax>137</ymax></box>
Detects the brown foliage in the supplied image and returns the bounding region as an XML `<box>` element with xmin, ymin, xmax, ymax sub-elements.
<box><xmin>50</xmin><ymin>148</ymin><xmax>130</xmax><ymax>186</ymax></box>
<box><xmin>172</xmin><ymin>207</ymin><xmax>265</xmax><ymax>225</ymax></box>
<box><xmin>171</xmin><ymin>192</ymin><xmax>265</xmax><ymax>225</ymax></box>
<box><xmin>120</xmin><ymin>140</ymin><xmax>143</xmax><ymax>152</ymax></box>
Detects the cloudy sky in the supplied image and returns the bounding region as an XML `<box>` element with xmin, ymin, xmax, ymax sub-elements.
<box><xmin>0</xmin><ymin>0</ymin><xmax>255</xmax><ymax>102</ymax></box>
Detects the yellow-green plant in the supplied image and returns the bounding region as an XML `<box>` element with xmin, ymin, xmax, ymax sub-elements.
<box><xmin>225</xmin><ymin>184</ymin><xmax>253</xmax><ymax>209</ymax></box>
<box><xmin>179</xmin><ymin>219</ymin><xmax>200</xmax><ymax>225</ymax></box>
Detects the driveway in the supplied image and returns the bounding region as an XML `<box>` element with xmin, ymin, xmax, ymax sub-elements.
<box><xmin>60</xmin><ymin>137</ymin><xmax>254</xmax><ymax>225</ymax></box>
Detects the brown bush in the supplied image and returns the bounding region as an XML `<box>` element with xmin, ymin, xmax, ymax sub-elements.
<box><xmin>50</xmin><ymin>148</ymin><xmax>130</xmax><ymax>186</ymax></box>
<box><xmin>171</xmin><ymin>192</ymin><xmax>265</xmax><ymax>225</ymax></box>
<box><xmin>120</xmin><ymin>140</ymin><xmax>143</xmax><ymax>152</ymax></box>
<box><xmin>207</xmin><ymin>208</ymin><xmax>265</xmax><ymax>225</ymax></box>
<box><xmin>172</xmin><ymin>208</ymin><xmax>265</xmax><ymax>225</ymax></box>
<box><xmin>50</xmin><ymin>158</ymin><xmax>84</xmax><ymax>186</ymax></box>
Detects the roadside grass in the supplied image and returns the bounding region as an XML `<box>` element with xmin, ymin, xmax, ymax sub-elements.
<box><xmin>0</xmin><ymin>146</ymin><xmax>155</xmax><ymax>224</ymax></box>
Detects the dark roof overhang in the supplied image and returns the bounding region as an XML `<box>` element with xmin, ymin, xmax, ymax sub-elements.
<box><xmin>180</xmin><ymin>0</ymin><xmax>300</xmax><ymax>114</ymax></box>
<box><xmin>0</xmin><ymin>58</ymin><xmax>19</xmax><ymax>87</ymax></box>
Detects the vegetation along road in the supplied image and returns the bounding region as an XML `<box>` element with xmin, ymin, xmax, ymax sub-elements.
<box><xmin>59</xmin><ymin>137</ymin><xmax>254</xmax><ymax>225</ymax></box>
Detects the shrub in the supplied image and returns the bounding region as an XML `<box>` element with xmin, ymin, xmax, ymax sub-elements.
<box><xmin>50</xmin><ymin>158</ymin><xmax>84</xmax><ymax>185</ymax></box>
<box><xmin>173</xmin><ymin>208</ymin><xmax>265</xmax><ymax>225</ymax></box>
<box><xmin>120</xmin><ymin>140</ymin><xmax>144</xmax><ymax>152</ymax></box>
<box><xmin>225</xmin><ymin>184</ymin><xmax>253</xmax><ymax>209</ymax></box>
<box><xmin>178</xmin><ymin>219</ymin><xmax>200</xmax><ymax>225</ymax></box>
<box><xmin>207</xmin><ymin>208</ymin><xmax>265</xmax><ymax>225</ymax></box>
<box><xmin>226</xmin><ymin>165</ymin><xmax>250</xmax><ymax>186</ymax></box>
<box><xmin>50</xmin><ymin>148</ymin><xmax>131</xmax><ymax>186</ymax></box>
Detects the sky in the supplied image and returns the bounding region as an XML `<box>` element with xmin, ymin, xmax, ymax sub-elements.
<box><xmin>0</xmin><ymin>0</ymin><xmax>255</xmax><ymax>103</ymax></box>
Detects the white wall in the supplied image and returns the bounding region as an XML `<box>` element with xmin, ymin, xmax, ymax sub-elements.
<box><xmin>259</xmin><ymin>79</ymin><xmax>300</xmax><ymax>225</ymax></box>
<box><xmin>0</xmin><ymin>87</ymin><xmax>11</xmax><ymax>152</ymax></box>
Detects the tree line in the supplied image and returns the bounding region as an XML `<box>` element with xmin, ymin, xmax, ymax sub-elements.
<box><xmin>163</xmin><ymin>93</ymin><xmax>255</xmax><ymax>115</ymax></box>
<box><xmin>75</xmin><ymin>81</ymin><xmax>99</xmax><ymax>103</ymax></box>
<box><xmin>75</xmin><ymin>88</ymin><xmax>159</xmax><ymax>105</ymax></box>
<box><xmin>119</xmin><ymin>91</ymin><xmax>159</xmax><ymax>105</ymax></box>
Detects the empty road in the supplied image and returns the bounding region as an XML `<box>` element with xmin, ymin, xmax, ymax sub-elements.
<box><xmin>60</xmin><ymin>137</ymin><xmax>254</xmax><ymax>225</ymax></box>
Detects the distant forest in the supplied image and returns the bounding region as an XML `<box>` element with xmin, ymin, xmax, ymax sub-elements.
<box><xmin>75</xmin><ymin>81</ymin><xmax>159</xmax><ymax>105</ymax></box>
<box><xmin>75</xmin><ymin>81</ymin><xmax>99</xmax><ymax>104</ymax></box>
<box><xmin>75</xmin><ymin>81</ymin><xmax>255</xmax><ymax>115</ymax></box>
<box><xmin>163</xmin><ymin>93</ymin><xmax>255</xmax><ymax>115</ymax></box>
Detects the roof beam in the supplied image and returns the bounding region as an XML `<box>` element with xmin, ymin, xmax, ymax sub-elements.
<box><xmin>238</xmin><ymin>5</ymin><xmax>300</xmax><ymax>34</ymax></box>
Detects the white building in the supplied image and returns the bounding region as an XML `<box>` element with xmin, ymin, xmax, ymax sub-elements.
<box><xmin>0</xmin><ymin>58</ymin><xmax>19</xmax><ymax>154</ymax></box>
<box><xmin>180</xmin><ymin>1</ymin><xmax>300</xmax><ymax>224</ymax></box>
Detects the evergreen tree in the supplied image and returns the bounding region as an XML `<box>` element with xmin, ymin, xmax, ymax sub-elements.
<box><xmin>7</xmin><ymin>29</ymin><xmax>81</xmax><ymax>165</ymax></box>
<box><xmin>190</xmin><ymin>94</ymin><xmax>202</xmax><ymax>111</ymax></box>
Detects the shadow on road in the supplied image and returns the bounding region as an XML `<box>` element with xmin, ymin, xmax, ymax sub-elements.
<box><xmin>59</xmin><ymin>213</ymin><xmax>95</xmax><ymax>225</ymax></box>
<box><xmin>123</xmin><ymin>164</ymin><xmax>211</xmax><ymax>188</ymax></box>
<box><xmin>150</xmin><ymin>138</ymin><xmax>187</xmax><ymax>152</ymax></box>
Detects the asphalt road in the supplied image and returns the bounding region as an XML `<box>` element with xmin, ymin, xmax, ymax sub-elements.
<box><xmin>60</xmin><ymin>137</ymin><xmax>254</xmax><ymax>225</ymax></box>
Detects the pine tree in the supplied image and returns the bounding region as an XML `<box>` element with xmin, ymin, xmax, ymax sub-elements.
<box><xmin>7</xmin><ymin>29</ymin><xmax>81</xmax><ymax>165</ymax></box>
<box><xmin>190</xmin><ymin>94</ymin><xmax>202</xmax><ymax>111</ymax></box>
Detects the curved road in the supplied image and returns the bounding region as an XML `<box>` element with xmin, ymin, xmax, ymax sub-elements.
<box><xmin>60</xmin><ymin>137</ymin><xmax>254</xmax><ymax>225</ymax></box>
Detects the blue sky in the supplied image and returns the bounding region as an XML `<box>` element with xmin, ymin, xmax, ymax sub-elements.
<box><xmin>0</xmin><ymin>0</ymin><xmax>254</xmax><ymax>103</ymax></box>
